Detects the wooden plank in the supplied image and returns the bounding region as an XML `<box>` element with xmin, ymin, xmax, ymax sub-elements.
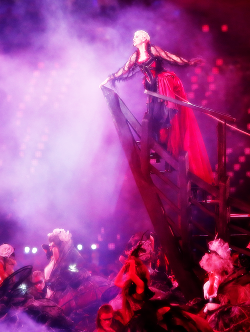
<box><xmin>144</xmin><ymin>90</ymin><xmax>236</xmax><ymax>123</ymax></box>
<box><xmin>230</xmin><ymin>245</ymin><xmax>250</xmax><ymax>257</ymax></box>
<box><xmin>188</xmin><ymin>172</ymin><xmax>219</xmax><ymax>197</ymax></box>
<box><xmin>229</xmin><ymin>224</ymin><xmax>250</xmax><ymax>236</ymax></box>
<box><xmin>154</xmin><ymin>186</ymin><xmax>180</xmax><ymax>214</ymax></box>
<box><xmin>217</xmin><ymin>122</ymin><xmax>226</xmax><ymax>183</ymax></box>
<box><xmin>192</xmin><ymin>242</ymin><xmax>208</xmax><ymax>254</ymax></box>
<box><xmin>191</xmin><ymin>220</ymin><xmax>214</xmax><ymax>238</ymax></box>
<box><xmin>118</xmin><ymin>97</ymin><xmax>142</xmax><ymax>137</ymax></box>
<box><xmin>179</xmin><ymin>151</ymin><xmax>191</xmax><ymax>258</ymax></box>
<box><xmin>102</xmin><ymin>86</ymin><xmax>203</xmax><ymax>300</ymax></box>
<box><xmin>140</xmin><ymin>113</ymin><xmax>151</xmax><ymax>178</ymax></box>
<box><xmin>151</xmin><ymin>140</ymin><xmax>179</xmax><ymax>170</ymax></box>
<box><xmin>150</xmin><ymin>164</ymin><xmax>179</xmax><ymax>192</ymax></box>
<box><xmin>217</xmin><ymin>177</ymin><xmax>230</xmax><ymax>242</ymax></box>
<box><xmin>190</xmin><ymin>198</ymin><xmax>219</xmax><ymax>221</ymax></box>
<box><xmin>228</xmin><ymin>196</ymin><xmax>250</xmax><ymax>214</ymax></box>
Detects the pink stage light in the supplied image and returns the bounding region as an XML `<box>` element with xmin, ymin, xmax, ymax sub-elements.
<box><xmin>239</xmin><ymin>156</ymin><xmax>246</xmax><ymax>163</ymax></box>
<box><xmin>108</xmin><ymin>243</ymin><xmax>115</xmax><ymax>250</ymax></box>
<box><xmin>202</xmin><ymin>25</ymin><xmax>209</xmax><ymax>32</ymax></box>
<box><xmin>221</xmin><ymin>25</ymin><xmax>228</xmax><ymax>32</ymax></box>
<box><xmin>191</xmin><ymin>84</ymin><xmax>198</xmax><ymax>90</ymax></box>
<box><xmin>187</xmin><ymin>92</ymin><xmax>195</xmax><ymax>99</ymax></box>
<box><xmin>209</xmin><ymin>84</ymin><xmax>216</xmax><ymax>90</ymax></box>
<box><xmin>226</xmin><ymin>148</ymin><xmax>233</xmax><ymax>154</ymax></box>
<box><xmin>233</xmin><ymin>164</ymin><xmax>240</xmax><ymax>171</ymax></box>
<box><xmin>227</xmin><ymin>172</ymin><xmax>234</xmax><ymax>177</ymax></box>
<box><xmin>212</xmin><ymin>67</ymin><xmax>219</xmax><ymax>74</ymax></box>
<box><xmin>194</xmin><ymin>67</ymin><xmax>202</xmax><ymax>74</ymax></box>
<box><xmin>216</xmin><ymin>59</ymin><xmax>223</xmax><ymax>66</ymax></box>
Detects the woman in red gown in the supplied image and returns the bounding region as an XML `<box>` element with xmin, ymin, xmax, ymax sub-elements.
<box><xmin>100</xmin><ymin>30</ymin><xmax>214</xmax><ymax>184</ymax></box>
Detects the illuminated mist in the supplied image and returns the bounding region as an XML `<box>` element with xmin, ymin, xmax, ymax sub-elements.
<box><xmin>0</xmin><ymin>0</ymin><xmax>249</xmax><ymax>330</ymax></box>
<box><xmin>0</xmin><ymin>0</ymin><xmax>238</xmax><ymax>268</ymax></box>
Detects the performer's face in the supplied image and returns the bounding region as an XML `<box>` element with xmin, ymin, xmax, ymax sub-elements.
<box><xmin>133</xmin><ymin>31</ymin><xmax>145</xmax><ymax>47</ymax></box>
<box><xmin>33</xmin><ymin>275</ymin><xmax>45</xmax><ymax>291</ymax></box>
<box><xmin>100</xmin><ymin>312</ymin><xmax>113</xmax><ymax>329</ymax></box>
<box><xmin>50</xmin><ymin>242</ymin><xmax>60</xmax><ymax>261</ymax></box>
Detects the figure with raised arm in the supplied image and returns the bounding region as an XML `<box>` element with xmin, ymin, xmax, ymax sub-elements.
<box><xmin>0</xmin><ymin>244</ymin><xmax>16</xmax><ymax>284</ymax></box>
<box><xmin>100</xmin><ymin>30</ymin><xmax>214</xmax><ymax>184</ymax></box>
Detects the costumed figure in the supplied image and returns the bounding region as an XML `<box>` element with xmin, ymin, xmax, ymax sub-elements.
<box><xmin>109</xmin><ymin>234</ymin><xmax>172</xmax><ymax>314</ymax></box>
<box><xmin>199</xmin><ymin>237</ymin><xmax>234</xmax><ymax>313</ymax></box>
<box><xmin>200</xmin><ymin>238</ymin><xmax>250</xmax><ymax>331</ymax></box>
<box><xmin>119</xmin><ymin>232</ymin><xmax>182</xmax><ymax>300</ymax></box>
<box><xmin>0</xmin><ymin>257</ymin><xmax>73</xmax><ymax>330</ymax></box>
<box><xmin>110</xmin><ymin>241</ymin><xmax>213</xmax><ymax>331</ymax></box>
<box><xmin>28</xmin><ymin>270</ymin><xmax>47</xmax><ymax>299</ymax></box>
<box><xmin>113</xmin><ymin>255</ymin><xmax>155</xmax><ymax>325</ymax></box>
<box><xmin>0</xmin><ymin>244</ymin><xmax>16</xmax><ymax>284</ymax></box>
<box><xmin>100</xmin><ymin>30</ymin><xmax>214</xmax><ymax>184</ymax></box>
<box><xmin>94</xmin><ymin>304</ymin><xmax>125</xmax><ymax>332</ymax></box>
<box><xmin>43</xmin><ymin>228</ymin><xmax>111</xmax><ymax>329</ymax></box>
<box><xmin>119</xmin><ymin>232</ymin><xmax>155</xmax><ymax>273</ymax></box>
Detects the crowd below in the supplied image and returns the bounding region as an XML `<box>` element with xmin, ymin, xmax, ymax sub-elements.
<box><xmin>0</xmin><ymin>229</ymin><xmax>250</xmax><ymax>331</ymax></box>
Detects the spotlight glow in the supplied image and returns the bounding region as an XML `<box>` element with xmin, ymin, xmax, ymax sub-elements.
<box><xmin>24</xmin><ymin>247</ymin><xmax>30</xmax><ymax>254</ymax></box>
<box><xmin>91</xmin><ymin>244</ymin><xmax>97</xmax><ymax>250</ymax></box>
<box><xmin>32</xmin><ymin>247</ymin><xmax>38</xmax><ymax>254</ymax></box>
<box><xmin>69</xmin><ymin>264</ymin><xmax>78</xmax><ymax>272</ymax></box>
<box><xmin>19</xmin><ymin>284</ymin><xmax>27</xmax><ymax>290</ymax></box>
<box><xmin>77</xmin><ymin>244</ymin><xmax>83</xmax><ymax>250</ymax></box>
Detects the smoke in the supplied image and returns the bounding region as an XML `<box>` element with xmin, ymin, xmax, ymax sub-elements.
<box><xmin>0</xmin><ymin>309</ymin><xmax>64</xmax><ymax>332</ymax></box>
<box><xmin>0</xmin><ymin>0</ymin><xmax>244</xmax><ymax>264</ymax></box>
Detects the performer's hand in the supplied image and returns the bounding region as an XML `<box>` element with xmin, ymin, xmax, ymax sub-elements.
<box><xmin>190</xmin><ymin>57</ymin><xmax>205</xmax><ymax>66</ymax></box>
<box><xmin>99</xmin><ymin>77</ymin><xmax>111</xmax><ymax>88</ymax></box>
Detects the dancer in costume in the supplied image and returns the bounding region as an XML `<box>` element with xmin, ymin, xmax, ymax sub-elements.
<box><xmin>199</xmin><ymin>238</ymin><xmax>234</xmax><ymax>313</ymax></box>
<box><xmin>100</xmin><ymin>30</ymin><xmax>214</xmax><ymax>184</ymax></box>
<box><xmin>0</xmin><ymin>244</ymin><xmax>16</xmax><ymax>284</ymax></box>
<box><xmin>113</xmin><ymin>255</ymin><xmax>154</xmax><ymax>325</ymax></box>
<box><xmin>94</xmin><ymin>304</ymin><xmax>125</xmax><ymax>332</ymax></box>
<box><xmin>43</xmin><ymin>228</ymin><xmax>111</xmax><ymax>330</ymax></box>
<box><xmin>29</xmin><ymin>270</ymin><xmax>47</xmax><ymax>299</ymax></box>
<box><xmin>199</xmin><ymin>238</ymin><xmax>250</xmax><ymax>331</ymax></box>
<box><xmin>43</xmin><ymin>228</ymin><xmax>89</xmax><ymax>303</ymax></box>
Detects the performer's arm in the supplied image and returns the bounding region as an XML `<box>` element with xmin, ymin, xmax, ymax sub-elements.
<box><xmin>204</xmin><ymin>272</ymin><xmax>220</xmax><ymax>299</ymax></box>
<box><xmin>114</xmin><ymin>263</ymin><xmax>128</xmax><ymax>288</ymax></box>
<box><xmin>100</xmin><ymin>52</ymin><xmax>138</xmax><ymax>87</ymax></box>
<box><xmin>151</xmin><ymin>45</ymin><xmax>203</xmax><ymax>66</ymax></box>
<box><xmin>127</xmin><ymin>259</ymin><xmax>145</xmax><ymax>294</ymax></box>
<box><xmin>0</xmin><ymin>263</ymin><xmax>7</xmax><ymax>284</ymax></box>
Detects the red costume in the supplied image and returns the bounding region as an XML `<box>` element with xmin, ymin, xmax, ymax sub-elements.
<box><xmin>110</xmin><ymin>44</ymin><xmax>214</xmax><ymax>184</ymax></box>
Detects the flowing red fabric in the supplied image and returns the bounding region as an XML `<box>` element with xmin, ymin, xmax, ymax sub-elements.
<box><xmin>157</xmin><ymin>72</ymin><xmax>214</xmax><ymax>185</ymax></box>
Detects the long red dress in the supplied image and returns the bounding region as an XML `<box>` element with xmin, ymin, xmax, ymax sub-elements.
<box><xmin>109</xmin><ymin>43</ymin><xmax>214</xmax><ymax>185</ymax></box>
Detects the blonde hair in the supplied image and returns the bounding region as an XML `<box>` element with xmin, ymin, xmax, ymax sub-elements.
<box><xmin>135</xmin><ymin>30</ymin><xmax>150</xmax><ymax>42</ymax></box>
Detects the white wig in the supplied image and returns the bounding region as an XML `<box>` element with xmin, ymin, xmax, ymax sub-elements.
<box><xmin>0</xmin><ymin>244</ymin><xmax>14</xmax><ymax>258</ymax></box>
<box><xmin>135</xmin><ymin>30</ymin><xmax>150</xmax><ymax>42</ymax></box>
<box><xmin>200</xmin><ymin>238</ymin><xmax>233</xmax><ymax>276</ymax></box>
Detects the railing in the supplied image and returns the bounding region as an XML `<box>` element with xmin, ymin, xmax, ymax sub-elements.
<box><xmin>102</xmin><ymin>85</ymin><xmax>250</xmax><ymax>299</ymax></box>
<box><xmin>144</xmin><ymin>89</ymin><xmax>250</xmax><ymax>255</ymax></box>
